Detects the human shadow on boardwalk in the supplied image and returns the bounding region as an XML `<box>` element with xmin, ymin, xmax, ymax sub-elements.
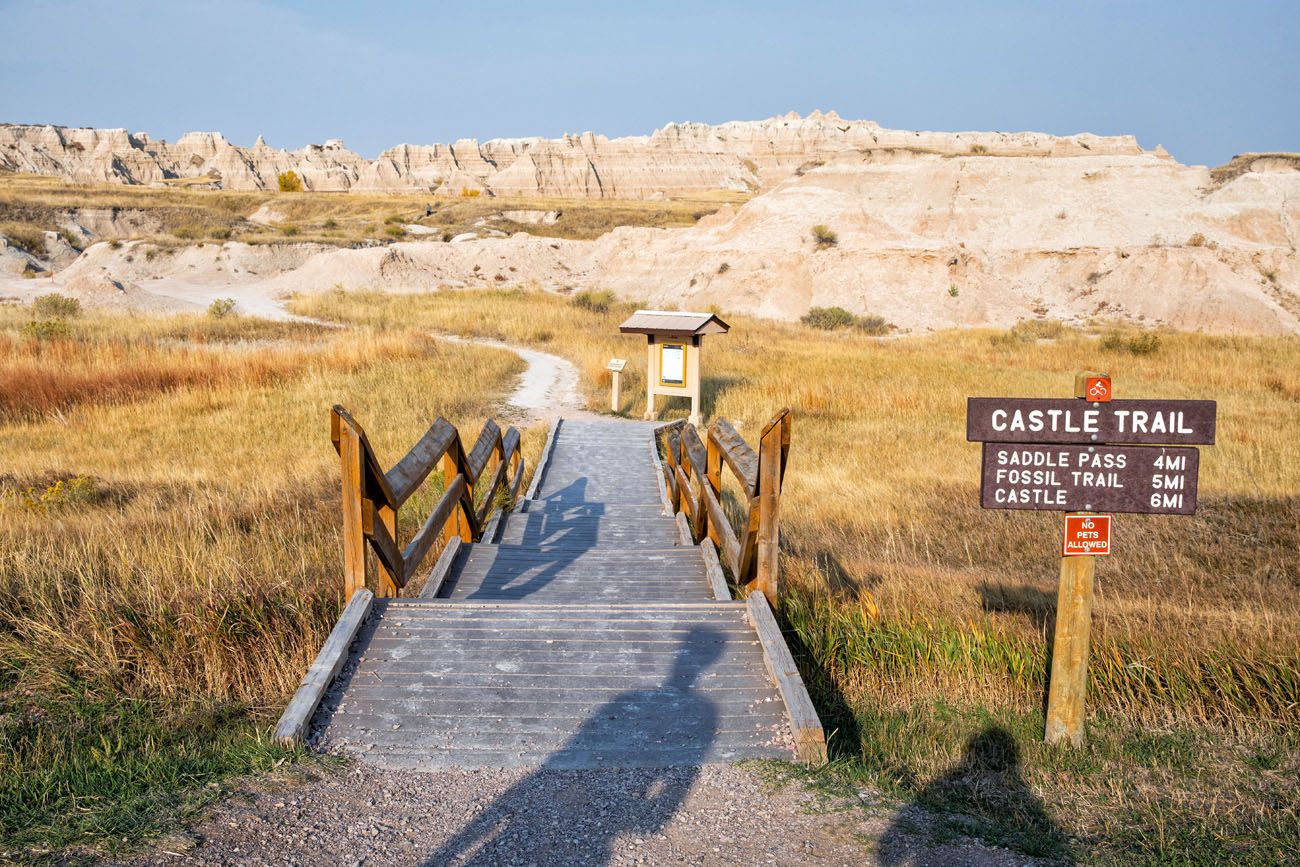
<box><xmin>448</xmin><ymin>478</ymin><xmax>606</xmax><ymax>601</ymax></box>
<box><xmin>878</xmin><ymin>726</ymin><xmax>1075</xmax><ymax>864</ymax></box>
<box><xmin>421</xmin><ymin>626</ymin><xmax>726</xmax><ymax>866</ymax></box>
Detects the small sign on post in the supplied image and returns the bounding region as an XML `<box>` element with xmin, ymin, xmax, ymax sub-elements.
<box><xmin>607</xmin><ymin>358</ymin><xmax>626</xmax><ymax>413</ymax></box>
<box><xmin>967</xmin><ymin>373</ymin><xmax>1215</xmax><ymax>748</ymax></box>
<box><xmin>1063</xmin><ymin>514</ymin><xmax>1111</xmax><ymax>556</ymax></box>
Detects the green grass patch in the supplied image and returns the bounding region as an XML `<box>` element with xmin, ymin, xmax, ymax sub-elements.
<box><xmin>0</xmin><ymin>685</ymin><xmax>303</xmax><ymax>857</ymax></box>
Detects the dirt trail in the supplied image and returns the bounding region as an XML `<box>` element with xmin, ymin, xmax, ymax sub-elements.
<box><xmin>436</xmin><ymin>333</ymin><xmax>593</xmax><ymax>422</ymax></box>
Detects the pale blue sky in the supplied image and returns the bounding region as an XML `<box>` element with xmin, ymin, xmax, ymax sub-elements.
<box><xmin>1</xmin><ymin>1</ymin><xmax>1296</xmax><ymax>167</ymax></box>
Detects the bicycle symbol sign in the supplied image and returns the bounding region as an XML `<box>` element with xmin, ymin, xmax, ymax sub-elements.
<box><xmin>1085</xmin><ymin>375</ymin><xmax>1112</xmax><ymax>402</ymax></box>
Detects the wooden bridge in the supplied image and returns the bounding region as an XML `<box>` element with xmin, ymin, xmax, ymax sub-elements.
<box><xmin>276</xmin><ymin>408</ymin><xmax>826</xmax><ymax>769</ymax></box>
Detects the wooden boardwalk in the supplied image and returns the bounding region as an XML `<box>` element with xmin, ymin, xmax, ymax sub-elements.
<box><xmin>289</xmin><ymin>418</ymin><xmax>823</xmax><ymax>770</ymax></box>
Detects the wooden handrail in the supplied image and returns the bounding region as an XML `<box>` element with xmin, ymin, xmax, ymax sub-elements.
<box><xmin>331</xmin><ymin>405</ymin><xmax>524</xmax><ymax>598</ymax></box>
<box><xmin>657</xmin><ymin>409</ymin><xmax>791</xmax><ymax>606</ymax></box>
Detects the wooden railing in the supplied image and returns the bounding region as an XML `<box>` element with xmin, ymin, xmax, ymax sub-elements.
<box><xmin>331</xmin><ymin>405</ymin><xmax>524</xmax><ymax>597</ymax></box>
<box><xmin>658</xmin><ymin>408</ymin><xmax>791</xmax><ymax>606</ymax></box>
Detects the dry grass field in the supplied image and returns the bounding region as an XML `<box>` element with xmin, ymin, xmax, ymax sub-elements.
<box><xmin>0</xmin><ymin>172</ymin><xmax>743</xmax><ymax>256</ymax></box>
<box><xmin>291</xmin><ymin>288</ymin><xmax>1300</xmax><ymax>864</ymax></box>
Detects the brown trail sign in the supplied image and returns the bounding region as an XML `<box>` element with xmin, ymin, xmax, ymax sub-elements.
<box><xmin>966</xmin><ymin>397</ymin><xmax>1216</xmax><ymax>445</ymax></box>
<box><xmin>966</xmin><ymin>373</ymin><xmax>1216</xmax><ymax>748</ymax></box>
<box><xmin>980</xmin><ymin>443</ymin><xmax>1199</xmax><ymax>514</ymax></box>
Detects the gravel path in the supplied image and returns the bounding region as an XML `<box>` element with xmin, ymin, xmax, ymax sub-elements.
<box><xmin>434</xmin><ymin>333</ymin><xmax>589</xmax><ymax>423</ymax></box>
<box><xmin>116</xmin><ymin>762</ymin><xmax>1043</xmax><ymax>866</ymax></box>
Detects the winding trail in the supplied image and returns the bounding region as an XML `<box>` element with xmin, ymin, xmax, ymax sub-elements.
<box><xmin>436</xmin><ymin>333</ymin><xmax>592</xmax><ymax>422</ymax></box>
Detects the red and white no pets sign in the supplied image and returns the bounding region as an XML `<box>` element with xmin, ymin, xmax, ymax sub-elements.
<box><xmin>1063</xmin><ymin>514</ymin><xmax>1112</xmax><ymax>556</ymax></box>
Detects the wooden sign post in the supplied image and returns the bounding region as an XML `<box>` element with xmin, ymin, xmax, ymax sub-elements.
<box><xmin>607</xmin><ymin>358</ymin><xmax>626</xmax><ymax>412</ymax></box>
<box><xmin>967</xmin><ymin>371</ymin><xmax>1215</xmax><ymax>747</ymax></box>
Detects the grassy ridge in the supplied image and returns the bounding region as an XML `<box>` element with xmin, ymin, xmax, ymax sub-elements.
<box><xmin>0</xmin><ymin>172</ymin><xmax>743</xmax><ymax>253</ymax></box>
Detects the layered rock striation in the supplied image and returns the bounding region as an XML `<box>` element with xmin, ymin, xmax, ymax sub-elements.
<box><xmin>0</xmin><ymin>111</ymin><xmax>1148</xmax><ymax>197</ymax></box>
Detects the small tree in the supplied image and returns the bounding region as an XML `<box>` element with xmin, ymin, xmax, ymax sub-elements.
<box><xmin>32</xmin><ymin>293</ymin><xmax>81</xmax><ymax>319</ymax></box>
<box><xmin>811</xmin><ymin>224</ymin><xmax>838</xmax><ymax>248</ymax></box>
<box><xmin>277</xmin><ymin>171</ymin><xmax>303</xmax><ymax>193</ymax></box>
<box><xmin>801</xmin><ymin>306</ymin><xmax>857</xmax><ymax>330</ymax></box>
<box><xmin>207</xmin><ymin>298</ymin><xmax>237</xmax><ymax>318</ymax></box>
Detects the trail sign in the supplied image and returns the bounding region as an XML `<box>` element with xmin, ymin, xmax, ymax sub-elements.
<box><xmin>980</xmin><ymin>443</ymin><xmax>1199</xmax><ymax>514</ymax></box>
<box><xmin>968</xmin><ymin>373</ymin><xmax>1216</xmax><ymax>749</ymax></box>
<box><xmin>1063</xmin><ymin>514</ymin><xmax>1111</xmax><ymax>556</ymax></box>
<box><xmin>966</xmin><ymin>398</ymin><xmax>1216</xmax><ymax>445</ymax></box>
<box><xmin>1083</xmin><ymin>375</ymin><xmax>1112</xmax><ymax>402</ymax></box>
<box><xmin>606</xmin><ymin>358</ymin><xmax>627</xmax><ymax>372</ymax></box>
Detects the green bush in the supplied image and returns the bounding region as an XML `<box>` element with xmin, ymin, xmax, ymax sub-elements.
<box><xmin>208</xmin><ymin>226</ymin><xmax>233</xmax><ymax>240</ymax></box>
<box><xmin>801</xmin><ymin>306</ymin><xmax>857</xmax><ymax>329</ymax></box>
<box><xmin>277</xmin><ymin>171</ymin><xmax>303</xmax><ymax>193</ymax></box>
<box><xmin>21</xmin><ymin>319</ymin><xmax>73</xmax><ymax>340</ymax></box>
<box><xmin>991</xmin><ymin>319</ymin><xmax>1069</xmax><ymax>346</ymax></box>
<box><xmin>279</xmin><ymin>224</ymin><xmax>300</xmax><ymax>237</ymax></box>
<box><xmin>1102</xmin><ymin>329</ymin><xmax>1161</xmax><ymax>355</ymax></box>
<box><xmin>207</xmin><ymin>298</ymin><xmax>237</xmax><ymax>318</ymax></box>
<box><xmin>31</xmin><ymin>293</ymin><xmax>81</xmax><ymax>319</ymax></box>
<box><xmin>384</xmin><ymin>224</ymin><xmax>406</xmax><ymax>238</ymax></box>
<box><xmin>323</xmin><ymin>218</ymin><xmax>338</xmax><ymax>230</ymax></box>
<box><xmin>810</xmin><ymin>224</ymin><xmax>838</xmax><ymax>248</ymax></box>
<box><xmin>571</xmin><ymin>289</ymin><xmax>616</xmax><ymax>313</ymax></box>
<box><xmin>856</xmin><ymin>314</ymin><xmax>892</xmax><ymax>336</ymax></box>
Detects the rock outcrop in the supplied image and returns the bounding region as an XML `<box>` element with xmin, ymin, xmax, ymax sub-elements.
<box><xmin>0</xmin><ymin>111</ymin><xmax>1148</xmax><ymax>198</ymax></box>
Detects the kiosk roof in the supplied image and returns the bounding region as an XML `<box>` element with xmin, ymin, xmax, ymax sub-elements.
<box><xmin>618</xmin><ymin>310</ymin><xmax>731</xmax><ymax>337</ymax></box>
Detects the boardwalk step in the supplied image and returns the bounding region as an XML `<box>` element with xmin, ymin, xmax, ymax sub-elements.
<box><xmin>315</xmin><ymin>598</ymin><xmax>793</xmax><ymax>769</ymax></box>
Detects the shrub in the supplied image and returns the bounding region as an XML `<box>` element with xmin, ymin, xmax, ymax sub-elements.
<box><xmin>856</xmin><ymin>315</ymin><xmax>892</xmax><ymax>336</ymax></box>
<box><xmin>208</xmin><ymin>226</ymin><xmax>233</xmax><ymax>240</ymax></box>
<box><xmin>6</xmin><ymin>475</ymin><xmax>100</xmax><ymax>513</ymax></box>
<box><xmin>384</xmin><ymin>224</ymin><xmax>406</xmax><ymax>239</ymax></box>
<box><xmin>172</xmin><ymin>224</ymin><xmax>201</xmax><ymax>240</ymax></box>
<box><xmin>384</xmin><ymin>214</ymin><xmax>404</xmax><ymax>225</ymax></box>
<box><xmin>442</xmin><ymin>232</ymin><xmax>453</xmax><ymax>243</ymax></box>
<box><xmin>717</xmin><ymin>262</ymin><xmax>730</xmax><ymax>274</ymax></box>
<box><xmin>279</xmin><ymin>224</ymin><xmax>300</xmax><ymax>237</ymax></box>
<box><xmin>277</xmin><ymin>171</ymin><xmax>303</xmax><ymax>192</ymax></box>
<box><xmin>991</xmin><ymin>319</ymin><xmax>1069</xmax><ymax>346</ymax></box>
<box><xmin>801</xmin><ymin>306</ymin><xmax>857</xmax><ymax>330</ymax></box>
<box><xmin>207</xmin><ymin>298</ymin><xmax>237</xmax><ymax>318</ymax></box>
<box><xmin>571</xmin><ymin>289</ymin><xmax>616</xmax><ymax>313</ymax></box>
<box><xmin>21</xmin><ymin>319</ymin><xmax>73</xmax><ymax>340</ymax></box>
<box><xmin>949</xmin><ymin>285</ymin><xmax>960</xmax><ymax>297</ymax></box>
<box><xmin>32</xmin><ymin>293</ymin><xmax>81</xmax><ymax>319</ymax></box>
<box><xmin>1101</xmin><ymin>329</ymin><xmax>1162</xmax><ymax>355</ymax></box>
<box><xmin>323</xmin><ymin>218</ymin><xmax>338</xmax><ymax>230</ymax></box>
<box><xmin>460</xmin><ymin>187</ymin><xmax>481</xmax><ymax>198</ymax></box>
<box><xmin>1188</xmin><ymin>232</ymin><xmax>1207</xmax><ymax>247</ymax></box>
<box><xmin>969</xmin><ymin>143</ymin><xmax>989</xmax><ymax>155</ymax></box>
<box><xmin>810</xmin><ymin>224</ymin><xmax>838</xmax><ymax>248</ymax></box>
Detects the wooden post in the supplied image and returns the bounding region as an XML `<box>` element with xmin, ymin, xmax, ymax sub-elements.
<box><xmin>375</xmin><ymin>503</ymin><xmax>399</xmax><ymax>597</ymax></box>
<box><xmin>1044</xmin><ymin>373</ymin><xmax>1107</xmax><ymax>746</ymax></box>
<box><xmin>644</xmin><ymin>336</ymin><xmax>656</xmax><ymax>421</ymax></box>
<box><xmin>339</xmin><ymin>423</ymin><xmax>368</xmax><ymax>598</ymax></box>
<box><xmin>611</xmin><ymin>369</ymin><xmax>621</xmax><ymax>412</ymax></box>
<box><xmin>439</xmin><ymin>449</ymin><xmax>472</xmax><ymax>544</ymax></box>
<box><xmin>754</xmin><ymin>420</ymin><xmax>784</xmax><ymax>607</ymax></box>
<box><xmin>1044</xmin><ymin>548</ymin><xmax>1095</xmax><ymax>746</ymax></box>
<box><xmin>705</xmin><ymin>430</ymin><xmax>723</xmax><ymax>548</ymax></box>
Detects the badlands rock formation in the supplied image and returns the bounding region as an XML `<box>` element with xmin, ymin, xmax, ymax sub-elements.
<box><xmin>0</xmin><ymin>112</ymin><xmax>1145</xmax><ymax>198</ymax></box>
<box><xmin>2</xmin><ymin>114</ymin><xmax>1296</xmax><ymax>334</ymax></box>
<box><xmin>587</xmin><ymin>149</ymin><xmax>1300</xmax><ymax>333</ymax></box>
